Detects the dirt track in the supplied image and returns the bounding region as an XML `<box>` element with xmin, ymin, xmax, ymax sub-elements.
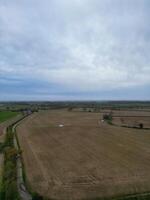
<box><xmin>13</xmin><ymin>124</ymin><xmax>32</xmax><ymax>200</ymax></box>
<box><xmin>17</xmin><ymin>110</ymin><xmax>150</xmax><ymax>200</ymax></box>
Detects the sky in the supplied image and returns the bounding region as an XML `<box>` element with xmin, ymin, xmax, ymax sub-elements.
<box><xmin>0</xmin><ymin>0</ymin><xmax>150</xmax><ymax>101</ymax></box>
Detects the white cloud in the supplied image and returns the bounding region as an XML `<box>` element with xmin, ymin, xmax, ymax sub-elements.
<box><xmin>0</xmin><ymin>0</ymin><xmax>150</xmax><ymax>99</ymax></box>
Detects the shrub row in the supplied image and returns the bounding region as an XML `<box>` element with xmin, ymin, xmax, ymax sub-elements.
<box><xmin>0</xmin><ymin>126</ymin><xmax>20</xmax><ymax>200</ymax></box>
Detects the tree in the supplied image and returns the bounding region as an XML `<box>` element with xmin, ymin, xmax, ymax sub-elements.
<box><xmin>139</xmin><ymin>123</ymin><xmax>143</xmax><ymax>129</ymax></box>
<box><xmin>103</xmin><ymin>113</ymin><xmax>112</xmax><ymax>121</ymax></box>
<box><xmin>68</xmin><ymin>107</ymin><xmax>73</xmax><ymax>111</ymax></box>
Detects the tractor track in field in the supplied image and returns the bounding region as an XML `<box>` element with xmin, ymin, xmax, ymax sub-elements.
<box><xmin>14</xmin><ymin>110</ymin><xmax>150</xmax><ymax>200</ymax></box>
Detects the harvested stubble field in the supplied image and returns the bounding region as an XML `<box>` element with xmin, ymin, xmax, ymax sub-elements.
<box><xmin>17</xmin><ymin>110</ymin><xmax>150</xmax><ymax>200</ymax></box>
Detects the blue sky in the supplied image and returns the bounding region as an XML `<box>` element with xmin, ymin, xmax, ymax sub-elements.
<box><xmin>0</xmin><ymin>0</ymin><xmax>150</xmax><ymax>101</ymax></box>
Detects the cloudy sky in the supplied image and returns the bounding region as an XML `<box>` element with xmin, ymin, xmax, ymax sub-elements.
<box><xmin>0</xmin><ymin>0</ymin><xmax>150</xmax><ymax>101</ymax></box>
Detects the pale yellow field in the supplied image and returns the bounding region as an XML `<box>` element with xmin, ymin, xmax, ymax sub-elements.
<box><xmin>17</xmin><ymin>110</ymin><xmax>150</xmax><ymax>200</ymax></box>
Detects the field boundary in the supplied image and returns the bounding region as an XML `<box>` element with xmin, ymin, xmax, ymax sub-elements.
<box><xmin>0</xmin><ymin>115</ymin><xmax>33</xmax><ymax>200</ymax></box>
<box><xmin>85</xmin><ymin>192</ymin><xmax>150</xmax><ymax>200</ymax></box>
<box><xmin>104</xmin><ymin>116</ymin><xmax>150</xmax><ymax>130</ymax></box>
<box><xmin>13</xmin><ymin>123</ymin><xmax>32</xmax><ymax>200</ymax></box>
<box><xmin>112</xmin><ymin>115</ymin><xmax>150</xmax><ymax>118</ymax></box>
<box><xmin>15</xmin><ymin>116</ymin><xmax>47</xmax><ymax>200</ymax></box>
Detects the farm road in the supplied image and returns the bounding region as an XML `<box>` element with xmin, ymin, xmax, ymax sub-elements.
<box><xmin>13</xmin><ymin>123</ymin><xmax>32</xmax><ymax>200</ymax></box>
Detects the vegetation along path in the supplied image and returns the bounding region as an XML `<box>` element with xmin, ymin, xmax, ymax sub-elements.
<box><xmin>13</xmin><ymin>121</ymin><xmax>32</xmax><ymax>200</ymax></box>
<box><xmin>1</xmin><ymin>115</ymin><xmax>32</xmax><ymax>200</ymax></box>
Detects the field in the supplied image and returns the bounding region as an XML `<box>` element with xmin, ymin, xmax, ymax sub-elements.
<box><xmin>0</xmin><ymin>111</ymin><xmax>21</xmax><ymax>199</ymax></box>
<box><xmin>17</xmin><ymin>110</ymin><xmax>150</xmax><ymax>200</ymax></box>
<box><xmin>101</xmin><ymin>110</ymin><xmax>150</xmax><ymax>129</ymax></box>
<box><xmin>0</xmin><ymin>111</ymin><xmax>21</xmax><ymax>142</ymax></box>
<box><xmin>112</xmin><ymin>116</ymin><xmax>150</xmax><ymax>129</ymax></box>
<box><xmin>0</xmin><ymin>111</ymin><xmax>19</xmax><ymax>123</ymax></box>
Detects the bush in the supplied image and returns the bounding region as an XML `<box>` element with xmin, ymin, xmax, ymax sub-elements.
<box><xmin>103</xmin><ymin>113</ymin><xmax>113</xmax><ymax>122</ymax></box>
<box><xmin>139</xmin><ymin>123</ymin><xmax>143</xmax><ymax>129</ymax></box>
<box><xmin>5</xmin><ymin>180</ymin><xmax>19</xmax><ymax>200</ymax></box>
<box><xmin>32</xmin><ymin>192</ymin><xmax>44</xmax><ymax>200</ymax></box>
<box><xmin>2</xmin><ymin>126</ymin><xmax>19</xmax><ymax>200</ymax></box>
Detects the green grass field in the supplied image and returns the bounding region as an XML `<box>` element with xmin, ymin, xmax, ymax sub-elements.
<box><xmin>0</xmin><ymin>111</ymin><xmax>19</xmax><ymax>123</ymax></box>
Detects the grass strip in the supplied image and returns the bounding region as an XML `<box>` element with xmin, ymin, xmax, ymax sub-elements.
<box><xmin>1</xmin><ymin>126</ymin><xmax>20</xmax><ymax>200</ymax></box>
<box><xmin>0</xmin><ymin>111</ymin><xmax>19</xmax><ymax>123</ymax></box>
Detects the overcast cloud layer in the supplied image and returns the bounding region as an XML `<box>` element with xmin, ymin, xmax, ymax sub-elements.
<box><xmin>0</xmin><ymin>0</ymin><xmax>150</xmax><ymax>100</ymax></box>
